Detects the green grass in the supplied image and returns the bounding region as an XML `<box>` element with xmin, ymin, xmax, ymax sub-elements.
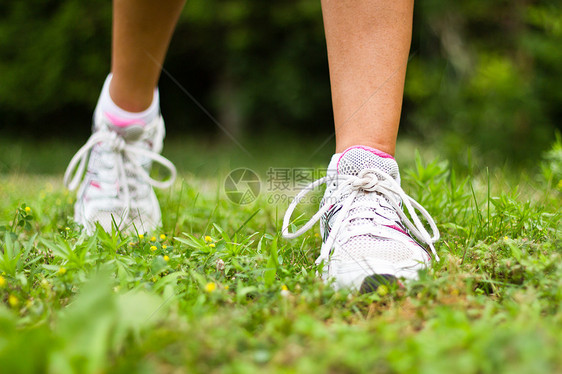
<box><xmin>0</xmin><ymin>136</ymin><xmax>561</xmax><ymax>373</ymax></box>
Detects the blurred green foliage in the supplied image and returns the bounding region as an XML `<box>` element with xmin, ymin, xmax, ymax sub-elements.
<box><xmin>0</xmin><ymin>0</ymin><xmax>560</xmax><ymax>164</ymax></box>
<box><xmin>407</xmin><ymin>0</ymin><xmax>562</xmax><ymax>164</ymax></box>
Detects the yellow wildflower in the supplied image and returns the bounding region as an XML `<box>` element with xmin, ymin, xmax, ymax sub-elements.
<box><xmin>129</xmin><ymin>242</ymin><xmax>135</xmax><ymax>246</ymax></box>
<box><xmin>204</xmin><ymin>236</ymin><xmax>212</xmax><ymax>242</ymax></box>
<box><xmin>280</xmin><ymin>284</ymin><xmax>290</xmax><ymax>297</ymax></box>
<box><xmin>160</xmin><ymin>234</ymin><xmax>166</xmax><ymax>240</ymax></box>
<box><xmin>8</xmin><ymin>295</ymin><xmax>18</xmax><ymax>307</ymax></box>
<box><xmin>151</xmin><ymin>236</ymin><xmax>157</xmax><ymax>242</ymax></box>
<box><xmin>163</xmin><ymin>255</ymin><xmax>170</xmax><ymax>262</ymax></box>
<box><xmin>139</xmin><ymin>234</ymin><xmax>144</xmax><ymax>240</ymax></box>
<box><xmin>162</xmin><ymin>245</ymin><xmax>167</xmax><ymax>250</ymax></box>
<box><xmin>209</xmin><ymin>243</ymin><xmax>216</xmax><ymax>248</ymax></box>
<box><xmin>225</xmin><ymin>285</ymin><xmax>229</xmax><ymax>290</ymax></box>
<box><xmin>58</xmin><ymin>267</ymin><xmax>67</xmax><ymax>275</ymax></box>
<box><xmin>205</xmin><ymin>282</ymin><xmax>217</xmax><ymax>293</ymax></box>
<box><xmin>377</xmin><ymin>285</ymin><xmax>389</xmax><ymax>296</ymax></box>
<box><xmin>150</xmin><ymin>245</ymin><xmax>157</xmax><ymax>252</ymax></box>
<box><xmin>25</xmin><ymin>207</ymin><xmax>31</xmax><ymax>214</ymax></box>
<box><xmin>504</xmin><ymin>236</ymin><xmax>509</xmax><ymax>240</ymax></box>
<box><xmin>0</xmin><ymin>276</ymin><xmax>5</xmax><ymax>287</ymax></box>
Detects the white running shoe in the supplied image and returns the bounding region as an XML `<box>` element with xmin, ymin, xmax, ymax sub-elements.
<box><xmin>283</xmin><ymin>146</ymin><xmax>439</xmax><ymax>292</ymax></box>
<box><xmin>64</xmin><ymin>110</ymin><xmax>176</xmax><ymax>234</ymax></box>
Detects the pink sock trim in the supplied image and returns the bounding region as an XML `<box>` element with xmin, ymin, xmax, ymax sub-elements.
<box><xmin>336</xmin><ymin>145</ymin><xmax>395</xmax><ymax>172</ymax></box>
<box><xmin>104</xmin><ymin>112</ymin><xmax>146</xmax><ymax>128</ymax></box>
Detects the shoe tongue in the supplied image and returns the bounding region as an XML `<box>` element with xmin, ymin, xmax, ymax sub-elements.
<box><xmin>110</xmin><ymin>123</ymin><xmax>145</xmax><ymax>142</ymax></box>
<box><xmin>337</xmin><ymin>146</ymin><xmax>400</xmax><ymax>181</ymax></box>
<box><xmin>102</xmin><ymin>112</ymin><xmax>146</xmax><ymax>141</ymax></box>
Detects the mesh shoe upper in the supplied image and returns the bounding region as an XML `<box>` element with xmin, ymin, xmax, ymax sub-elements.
<box><xmin>282</xmin><ymin>146</ymin><xmax>439</xmax><ymax>291</ymax></box>
<box><xmin>64</xmin><ymin>110</ymin><xmax>176</xmax><ymax>234</ymax></box>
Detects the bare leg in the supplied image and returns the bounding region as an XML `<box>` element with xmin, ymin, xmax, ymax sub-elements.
<box><xmin>110</xmin><ymin>0</ymin><xmax>186</xmax><ymax>112</ymax></box>
<box><xmin>321</xmin><ymin>0</ymin><xmax>414</xmax><ymax>155</ymax></box>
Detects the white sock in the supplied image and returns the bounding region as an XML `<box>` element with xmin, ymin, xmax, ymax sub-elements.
<box><xmin>94</xmin><ymin>73</ymin><xmax>160</xmax><ymax>126</ymax></box>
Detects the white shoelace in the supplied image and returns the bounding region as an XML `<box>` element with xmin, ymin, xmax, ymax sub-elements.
<box><xmin>282</xmin><ymin>168</ymin><xmax>440</xmax><ymax>264</ymax></box>
<box><xmin>64</xmin><ymin>128</ymin><xmax>177</xmax><ymax>220</ymax></box>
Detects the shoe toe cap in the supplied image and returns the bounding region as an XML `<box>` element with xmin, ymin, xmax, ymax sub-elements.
<box><xmin>325</xmin><ymin>239</ymin><xmax>431</xmax><ymax>291</ymax></box>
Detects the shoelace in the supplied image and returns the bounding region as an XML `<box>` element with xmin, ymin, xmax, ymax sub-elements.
<box><xmin>282</xmin><ymin>168</ymin><xmax>440</xmax><ymax>264</ymax></box>
<box><xmin>64</xmin><ymin>128</ymin><xmax>177</xmax><ymax>221</ymax></box>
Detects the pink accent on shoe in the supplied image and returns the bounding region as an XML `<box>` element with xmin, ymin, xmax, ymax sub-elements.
<box><xmin>90</xmin><ymin>181</ymin><xmax>101</xmax><ymax>189</ymax></box>
<box><xmin>105</xmin><ymin>112</ymin><xmax>146</xmax><ymax>128</ymax></box>
<box><xmin>386</xmin><ymin>224</ymin><xmax>408</xmax><ymax>236</ymax></box>
<box><xmin>336</xmin><ymin>145</ymin><xmax>395</xmax><ymax>172</ymax></box>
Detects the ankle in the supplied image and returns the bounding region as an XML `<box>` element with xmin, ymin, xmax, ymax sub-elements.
<box><xmin>335</xmin><ymin>142</ymin><xmax>395</xmax><ymax>156</ymax></box>
<box><xmin>95</xmin><ymin>74</ymin><xmax>160</xmax><ymax>126</ymax></box>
